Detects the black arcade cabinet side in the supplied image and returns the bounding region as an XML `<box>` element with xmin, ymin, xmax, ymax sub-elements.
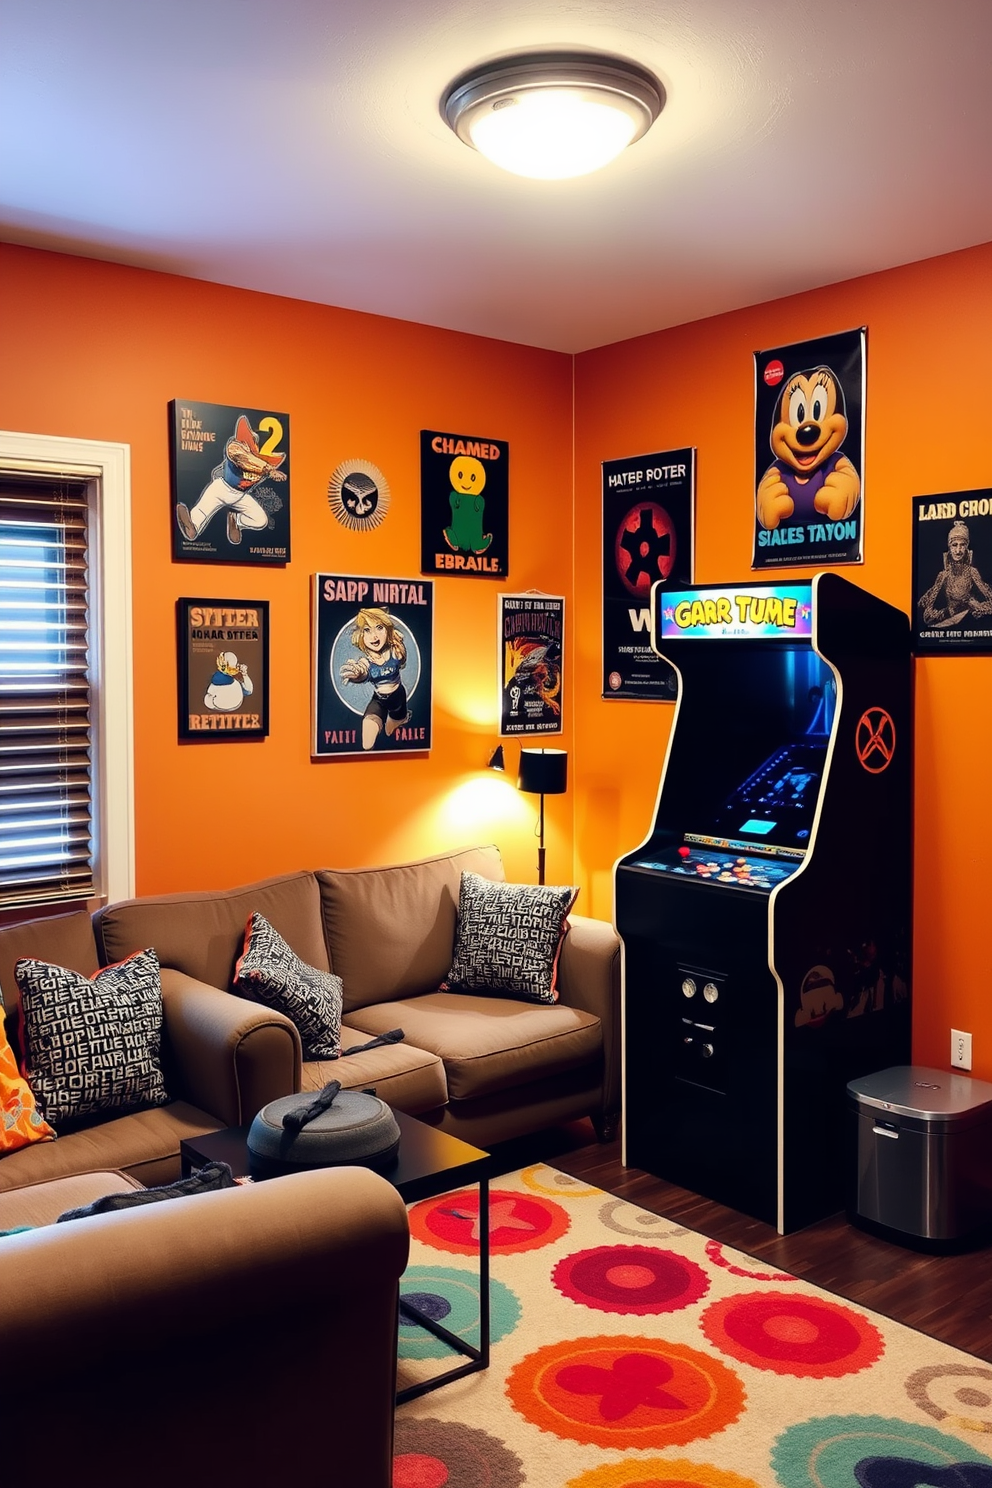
<box><xmin>614</xmin><ymin>574</ymin><xmax>912</xmax><ymax>1234</ymax></box>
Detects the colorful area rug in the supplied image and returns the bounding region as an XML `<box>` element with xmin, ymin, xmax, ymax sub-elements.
<box><xmin>394</xmin><ymin>1163</ymin><xmax>992</xmax><ymax>1488</ymax></box>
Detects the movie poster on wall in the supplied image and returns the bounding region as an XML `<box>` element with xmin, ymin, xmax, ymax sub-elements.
<box><xmin>176</xmin><ymin>598</ymin><xmax>269</xmax><ymax>742</ymax></box>
<box><xmin>602</xmin><ymin>448</ymin><xmax>694</xmax><ymax>700</ymax></box>
<box><xmin>752</xmin><ymin>328</ymin><xmax>865</xmax><ymax>570</ymax></box>
<box><xmin>311</xmin><ymin>574</ymin><xmax>433</xmax><ymax>758</ymax></box>
<box><xmin>170</xmin><ymin>400</ymin><xmax>290</xmax><ymax>563</ymax></box>
<box><xmin>912</xmin><ymin>491</ymin><xmax>992</xmax><ymax>654</ymax></box>
<box><xmin>499</xmin><ymin>593</ymin><xmax>564</xmax><ymax>736</ymax></box>
<box><xmin>420</xmin><ymin>430</ymin><xmax>508</xmax><ymax>579</ymax></box>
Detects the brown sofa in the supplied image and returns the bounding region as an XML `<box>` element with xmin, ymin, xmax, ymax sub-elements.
<box><xmin>0</xmin><ymin>1165</ymin><xmax>409</xmax><ymax>1488</ymax></box>
<box><xmin>0</xmin><ymin>844</ymin><xmax>619</xmax><ymax>1192</ymax></box>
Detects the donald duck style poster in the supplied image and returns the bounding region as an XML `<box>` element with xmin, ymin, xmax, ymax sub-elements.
<box><xmin>752</xmin><ymin>328</ymin><xmax>866</xmax><ymax>570</ymax></box>
<box><xmin>170</xmin><ymin>400</ymin><xmax>291</xmax><ymax>564</ymax></box>
<box><xmin>176</xmin><ymin>598</ymin><xmax>269</xmax><ymax>741</ymax></box>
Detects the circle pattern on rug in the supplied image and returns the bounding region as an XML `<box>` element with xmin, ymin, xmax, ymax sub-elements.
<box><xmin>521</xmin><ymin>1164</ymin><xmax>602</xmax><ymax>1200</ymax></box>
<box><xmin>598</xmin><ymin>1198</ymin><xmax>689</xmax><ymax>1240</ymax></box>
<box><xmin>771</xmin><ymin>1414</ymin><xmax>992</xmax><ymax>1488</ymax></box>
<box><xmin>907</xmin><ymin>1364</ymin><xmax>992</xmax><ymax>1434</ymax></box>
<box><xmin>505</xmin><ymin>1334</ymin><xmax>745</xmax><ymax>1449</ymax></box>
<box><xmin>701</xmin><ymin>1289</ymin><xmax>883</xmax><ymax>1377</ymax></box>
<box><xmin>399</xmin><ymin>1265</ymin><xmax>520</xmax><ymax>1359</ymax></box>
<box><xmin>566</xmin><ymin>1459</ymin><xmax>764</xmax><ymax>1488</ymax></box>
<box><xmin>553</xmin><ymin>1245</ymin><xmax>709</xmax><ymax>1315</ymax></box>
<box><xmin>409</xmin><ymin>1188</ymin><xmax>570</xmax><ymax>1255</ymax></box>
<box><xmin>393</xmin><ymin>1417</ymin><xmax>524</xmax><ymax>1488</ymax></box>
<box><xmin>705</xmin><ymin>1239</ymin><xmax>796</xmax><ymax>1283</ymax></box>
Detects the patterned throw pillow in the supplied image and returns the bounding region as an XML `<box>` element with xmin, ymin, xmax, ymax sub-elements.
<box><xmin>233</xmin><ymin>912</ymin><xmax>343</xmax><ymax>1060</ymax></box>
<box><xmin>1</xmin><ymin>1007</ymin><xmax>55</xmax><ymax>1153</ymax></box>
<box><xmin>15</xmin><ymin>949</ymin><xmax>169</xmax><ymax>1131</ymax></box>
<box><xmin>441</xmin><ymin>871</ymin><xmax>578</xmax><ymax>1004</ymax></box>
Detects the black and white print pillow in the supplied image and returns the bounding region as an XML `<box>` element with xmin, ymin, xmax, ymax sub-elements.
<box><xmin>233</xmin><ymin>912</ymin><xmax>343</xmax><ymax>1060</ymax></box>
<box><xmin>15</xmin><ymin>948</ymin><xmax>169</xmax><ymax>1130</ymax></box>
<box><xmin>441</xmin><ymin>871</ymin><xmax>578</xmax><ymax>1004</ymax></box>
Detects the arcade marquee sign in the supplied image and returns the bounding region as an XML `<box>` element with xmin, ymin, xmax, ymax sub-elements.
<box><xmin>655</xmin><ymin>584</ymin><xmax>813</xmax><ymax>641</ymax></box>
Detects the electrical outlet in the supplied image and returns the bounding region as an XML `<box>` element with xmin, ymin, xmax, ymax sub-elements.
<box><xmin>951</xmin><ymin>1029</ymin><xmax>973</xmax><ymax>1070</ymax></box>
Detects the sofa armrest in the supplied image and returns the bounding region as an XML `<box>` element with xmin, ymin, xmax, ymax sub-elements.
<box><xmin>2</xmin><ymin>1168</ymin><xmax>409</xmax><ymax>1488</ymax></box>
<box><xmin>557</xmin><ymin>913</ymin><xmax>622</xmax><ymax>1118</ymax></box>
<box><xmin>160</xmin><ymin>968</ymin><xmax>302</xmax><ymax>1127</ymax></box>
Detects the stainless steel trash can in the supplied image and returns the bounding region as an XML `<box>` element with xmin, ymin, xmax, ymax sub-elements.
<box><xmin>848</xmin><ymin>1065</ymin><xmax>992</xmax><ymax>1250</ymax></box>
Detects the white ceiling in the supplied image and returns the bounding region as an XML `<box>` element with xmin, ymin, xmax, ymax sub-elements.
<box><xmin>2</xmin><ymin>0</ymin><xmax>990</xmax><ymax>353</ymax></box>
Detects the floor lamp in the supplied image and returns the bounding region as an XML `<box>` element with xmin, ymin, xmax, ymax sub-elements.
<box><xmin>517</xmin><ymin>748</ymin><xmax>568</xmax><ymax>885</ymax></box>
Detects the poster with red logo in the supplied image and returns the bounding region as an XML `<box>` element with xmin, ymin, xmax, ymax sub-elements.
<box><xmin>602</xmin><ymin>448</ymin><xmax>694</xmax><ymax>700</ymax></box>
<box><xmin>753</xmin><ymin>328</ymin><xmax>866</xmax><ymax>570</ymax></box>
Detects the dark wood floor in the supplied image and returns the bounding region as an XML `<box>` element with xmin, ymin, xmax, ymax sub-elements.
<box><xmin>488</xmin><ymin>1121</ymin><xmax>992</xmax><ymax>1363</ymax></box>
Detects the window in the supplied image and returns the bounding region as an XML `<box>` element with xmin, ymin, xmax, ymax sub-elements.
<box><xmin>0</xmin><ymin>432</ymin><xmax>133</xmax><ymax>911</ymax></box>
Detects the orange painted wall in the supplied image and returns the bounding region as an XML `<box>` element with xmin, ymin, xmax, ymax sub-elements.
<box><xmin>0</xmin><ymin>244</ymin><xmax>574</xmax><ymax>895</ymax></box>
<box><xmin>573</xmin><ymin>242</ymin><xmax>992</xmax><ymax>1077</ymax></box>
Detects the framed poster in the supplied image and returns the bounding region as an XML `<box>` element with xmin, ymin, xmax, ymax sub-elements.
<box><xmin>176</xmin><ymin>598</ymin><xmax>269</xmax><ymax>741</ymax></box>
<box><xmin>752</xmin><ymin>328</ymin><xmax>865</xmax><ymax>569</ymax></box>
<box><xmin>312</xmin><ymin>574</ymin><xmax>433</xmax><ymax>758</ymax></box>
<box><xmin>170</xmin><ymin>400</ymin><xmax>290</xmax><ymax>564</ymax></box>
<box><xmin>602</xmin><ymin>448</ymin><xmax>694</xmax><ymax>700</ymax></box>
<box><xmin>499</xmin><ymin>593</ymin><xmax>564</xmax><ymax>735</ymax></box>
<box><xmin>420</xmin><ymin>429</ymin><xmax>508</xmax><ymax>578</ymax></box>
<box><xmin>912</xmin><ymin>491</ymin><xmax>992</xmax><ymax>653</ymax></box>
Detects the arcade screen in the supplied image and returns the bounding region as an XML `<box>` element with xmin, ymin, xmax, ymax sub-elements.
<box><xmin>631</xmin><ymin>647</ymin><xmax>835</xmax><ymax>893</ymax></box>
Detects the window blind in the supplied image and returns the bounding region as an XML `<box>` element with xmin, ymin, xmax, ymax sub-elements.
<box><xmin>0</xmin><ymin>475</ymin><xmax>94</xmax><ymax>908</ymax></box>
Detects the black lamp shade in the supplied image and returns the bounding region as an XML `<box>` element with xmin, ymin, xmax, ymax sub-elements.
<box><xmin>517</xmin><ymin>748</ymin><xmax>567</xmax><ymax>796</ymax></box>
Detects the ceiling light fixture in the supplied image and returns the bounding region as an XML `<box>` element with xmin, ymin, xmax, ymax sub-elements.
<box><xmin>442</xmin><ymin>51</ymin><xmax>665</xmax><ymax>181</ymax></box>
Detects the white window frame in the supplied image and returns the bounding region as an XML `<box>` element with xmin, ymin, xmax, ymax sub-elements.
<box><xmin>0</xmin><ymin>430</ymin><xmax>134</xmax><ymax>904</ymax></box>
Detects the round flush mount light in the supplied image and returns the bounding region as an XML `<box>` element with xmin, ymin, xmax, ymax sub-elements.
<box><xmin>442</xmin><ymin>51</ymin><xmax>665</xmax><ymax>181</ymax></box>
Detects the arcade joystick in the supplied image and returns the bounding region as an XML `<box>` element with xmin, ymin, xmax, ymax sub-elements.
<box><xmin>678</xmin><ymin>845</ymin><xmax>691</xmax><ymax>860</ymax></box>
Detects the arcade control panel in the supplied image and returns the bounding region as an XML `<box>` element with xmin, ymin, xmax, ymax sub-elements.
<box><xmin>630</xmin><ymin>844</ymin><xmax>799</xmax><ymax>893</ymax></box>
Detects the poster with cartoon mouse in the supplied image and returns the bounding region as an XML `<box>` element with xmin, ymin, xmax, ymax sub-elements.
<box><xmin>420</xmin><ymin>429</ymin><xmax>508</xmax><ymax>578</ymax></box>
<box><xmin>752</xmin><ymin>328</ymin><xmax>865</xmax><ymax>570</ymax></box>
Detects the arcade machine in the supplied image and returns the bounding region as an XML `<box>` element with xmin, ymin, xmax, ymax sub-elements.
<box><xmin>615</xmin><ymin>574</ymin><xmax>911</xmax><ymax>1233</ymax></box>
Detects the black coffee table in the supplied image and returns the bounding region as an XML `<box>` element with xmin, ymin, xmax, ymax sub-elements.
<box><xmin>180</xmin><ymin>1108</ymin><xmax>490</xmax><ymax>1402</ymax></box>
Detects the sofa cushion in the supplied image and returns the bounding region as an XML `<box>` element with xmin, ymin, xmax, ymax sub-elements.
<box><xmin>0</xmin><ymin>1171</ymin><xmax>144</xmax><ymax>1231</ymax></box>
<box><xmin>96</xmin><ymin>871</ymin><xmax>329</xmax><ymax>992</ymax></box>
<box><xmin>1</xmin><ymin>1008</ymin><xmax>55</xmax><ymax>1153</ymax></box>
<box><xmin>234</xmin><ymin>912</ymin><xmax>343</xmax><ymax>1059</ymax></box>
<box><xmin>343</xmin><ymin>992</ymin><xmax>601</xmax><ymax>1102</ymax></box>
<box><xmin>442</xmin><ymin>872</ymin><xmax>577</xmax><ymax>1004</ymax></box>
<box><xmin>0</xmin><ymin>1100</ymin><xmax>222</xmax><ymax>1193</ymax></box>
<box><xmin>317</xmin><ymin>846</ymin><xmax>505</xmax><ymax>1011</ymax></box>
<box><xmin>16</xmin><ymin>950</ymin><xmax>169</xmax><ymax>1131</ymax></box>
<box><xmin>0</xmin><ymin>909</ymin><xmax>99</xmax><ymax>1038</ymax></box>
<box><xmin>303</xmin><ymin>1025</ymin><xmax>447</xmax><ymax>1116</ymax></box>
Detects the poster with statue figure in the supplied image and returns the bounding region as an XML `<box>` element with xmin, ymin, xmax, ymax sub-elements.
<box><xmin>420</xmin><ymin>429</ymin><xmax>508</xmax><ymax>578</ymax></box>
<box><xmin>499</xmin><ymin>594</ymin><xmax>564</xmax><ymax>736</ymax></box>
<box><xmin>170</xmin><ymin>400</ymin><xmax>290</xmax><ymax>563</ymax></box>
<box><xmin>912</xmin><ymin>491</ymin><xmax>992</xmax><ymax>653</ymax></box>
<box><xmin>312</xmin><ymin>573</ymin><xmax>433</xmax><ymax>758</ymax></box>
<box><xmin>177</xmin><ymin>598</ymin><xmax>269</xmax><ymax>741</ymax></box>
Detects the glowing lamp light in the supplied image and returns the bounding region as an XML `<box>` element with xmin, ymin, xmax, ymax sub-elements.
<box><xmin>443</xmin><ymin>53</ymin><xmax>665</xmax><ymax>181</ymax></box>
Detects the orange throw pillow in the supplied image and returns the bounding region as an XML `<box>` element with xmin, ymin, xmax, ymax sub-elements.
<box><xmin>1</xmin><ymin>1009</ymin><xmax>55</xmax><ymax>1153</ymax></box>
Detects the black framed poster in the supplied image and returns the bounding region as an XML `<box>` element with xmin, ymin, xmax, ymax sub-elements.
<box><xmin>499</xmin><ymin>593</ymin><xmax>564</xmax><ymax>735</ymax></box>
<box><xmin>420</xmin><ymin>430</ymin><xmax>508</xmax><ymax>578</ymax></box>
<box><xmin>752</xmin><ymin>328</ymin><xmax>865</xmax><ymax>569</ymax></box>
<box><xmin>176</xmin><ymin>598</ymin><xmax>269</xmax><ymax>741</ymax></box>
<box><xmin>312</xmin><ymin>574</ymin><xmax>433</xmax><ymax>758</ymax></box>
<box><xmin>912</xmin><ymin>491</ymin><xmax>992</xmax><ymax>653</ymax></box>
<box><xmin>602</xmin><ymin>448</ymin><xmax>694</xmax><ymax>700</ymax></box>
<box><xmin>170</xmin><ymin>400</ymin><xmax>290</xmax><ymax>564</ymax></box>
